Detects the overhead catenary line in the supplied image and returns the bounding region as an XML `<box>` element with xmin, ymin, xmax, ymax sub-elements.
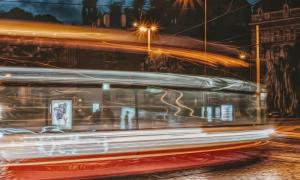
<box><xmin>0</xmin><ymin>0</ymin><xmax>151</xmax><ymax>8</ymax></box>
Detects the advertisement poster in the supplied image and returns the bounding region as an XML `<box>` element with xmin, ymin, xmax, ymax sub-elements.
<box><xmin>51</xmin><ymin>100</ymin><xmax>72</xmax><ymax>130</ymax></box>
<box><xmin>221</xmin><ymin>105</ymin><xmax>234</xmax><ymax>121</ymax></box>
<box><xmin>92</xmin><ymin>103</ymin><xmax>101</xmax><ymax>113</ymax></box>
<box><xmin>207</xmin><ymin>106</ymin><xmax>213</xmax><ymax>122</ymax></box>
<box><xmin>215</xmin><ymin>106</ymin><xmax>221</xmax><ymax>119</ymax></box>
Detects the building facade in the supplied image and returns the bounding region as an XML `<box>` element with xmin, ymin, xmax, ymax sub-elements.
<box><xmin>82</xmin><ymin>0</ymin><xmax>98</xmax><ymax>27</ymax></box>
<box><xmin>250</xmin><ymin>3</ymin><xmax>300</xmax><ymax>63</ymax></box>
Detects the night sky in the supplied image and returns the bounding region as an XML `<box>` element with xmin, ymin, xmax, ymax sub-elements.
<box><xmin>0</xmin><ymin>0</ymin><xmax>134</xmax><ymax>23</ymax></box>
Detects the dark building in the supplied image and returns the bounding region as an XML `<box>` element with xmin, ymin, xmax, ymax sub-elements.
<box><xmin>82</xmin><ymin>0</ymin><xmax>98</xmax><ymax>27</ymax></box>
<box><xmin>250</xmin><ymin>1</ymin><xmax>300</xmax><ymax>63</ymax></box>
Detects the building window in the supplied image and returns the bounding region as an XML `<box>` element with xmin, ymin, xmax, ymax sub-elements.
<box><xmin>283</xmin><ymin>4</ymin><xmax>290</xmax><ymax>17</ymax></box>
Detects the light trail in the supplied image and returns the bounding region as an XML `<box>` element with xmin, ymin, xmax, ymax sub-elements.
<box><xmin>275</xmin><ymin>125</ymin><xmax>300</xmax><ymax>139</ymax></box>
<box><xmin>160</xmin><ymin>90</ymin><xmax>182</xmax><ymax>117</ymax></box>
<box><xmin>0</xmin><ymin>20</ymin><xmax>249</xmax><ymax>68</ymax></box>
<box><xmin>0</xmin><ymin>128</ymin><xmax>274</xmax><ymax>161</ymax></box>
<box><xmin>0</xmin><ymin>67</ymin><xmax>257</xmax><ymax>93</ymax></box>
<box><xmin>174</xmin><ymin>90</ymin><xmax>195</xmax><ymax>117</ymax></box>
<box><xmin>2</xmin><ymin>141</ymin><xmax>268</xmax><ymax>168</ymax></box>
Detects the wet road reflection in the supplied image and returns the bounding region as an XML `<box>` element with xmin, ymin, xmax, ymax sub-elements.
<box><xmin>108</xmin><ymin>122</ymin><xmax>300</xmax><ymax>180</ymax></box>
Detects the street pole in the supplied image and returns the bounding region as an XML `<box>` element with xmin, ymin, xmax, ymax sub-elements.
<box><xmin>204</xmin><ymin>0</ymin><xmax>207</xmax><ymax>53</ymax></box>
<box><xmin>204</xmin><ymin>0</ymin><xmax>207</xmax><ymax>75</ymax></box>
<box><xmin>147</xmin><ymin>29</ymin><xmax>151</xmax><ymax>54</ymax></box>
<box><xmin>256</xmin><ymin>24</ymin><xmax>261</xmax><ymax>123</ymax></box>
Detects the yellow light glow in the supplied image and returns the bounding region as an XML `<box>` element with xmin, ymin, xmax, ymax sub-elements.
<box><xmin>0</xmin><ymin>20</ymin><xmax>249</xmax><ymax>68</ymax></box>
<box><xmin>150</xmin><ymin>26</ymin><xmax>157</xmax><ymax>31</ymax></box>
<box><xmin>133</xmin><ymin>22</ymin><xmax>138</xmax><ymax>27</ymax></box>
<box><xmin>239</xmin><ymin>52</ymin><xmax>247</xmax><ymax>60</ymax></box>
<box><xmin>139</xmin><ymin>26</ymin><xmax>148</xmax><ymax>32</ymax></box>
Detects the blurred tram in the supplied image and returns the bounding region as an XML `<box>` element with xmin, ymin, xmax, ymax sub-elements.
<box><xmin>0</xmin><ymin>67</ymin><xmax>273</xmax><ymax>179</ymax></box>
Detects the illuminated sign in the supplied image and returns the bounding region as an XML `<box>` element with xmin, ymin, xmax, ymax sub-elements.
<box><xmin>215</xmin><ymin>106</ymin><xmax>221</xmax><ymax>119</ymax></box>
<box><xmin>221</xmin><ymin>105</ymin><xmax>233</xmax><ymax>121</ymax></box>
<box><xmin>207</xmin><ymin>106</ymin><xmax>213</xmax><ymax>122</ymax></box>
<box><xmin>92</xmin><ymin>103</ymin><xmax>101</xmax><ymax>113</ymax></box>
<box><xmin>51</xmin><ymin>100</ymin><xmax>72</xmax><ymax>130</ymax></box>
<box><xmin>102</xmin><ymin>83</ymin><xmax>110</xmax><ymax>91</ymax></box>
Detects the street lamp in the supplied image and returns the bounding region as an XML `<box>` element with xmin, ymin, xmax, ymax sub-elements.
<box><xmin>135</xmin><ymin>23</ymin><xmax>158</xmax><ymax>54</ymax></box>
<box><xmin>133</xmin><ymin>22</ymin><xmax>138</xmax><ymax>28</ymax></box>
<box><xmin>239</xmin><ymin>51</ymin><xmax>247</xmax><ymax>60</ymax></box>
<box><xmin>204</xmin><ymin>0</ymin><xmax>207</xmax><ymax>75</ymax></box>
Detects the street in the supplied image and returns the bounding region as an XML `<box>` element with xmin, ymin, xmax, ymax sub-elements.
<box><xmin>0</xmin><ymin>0</ymin><xmax>299</xmax><ymax>179</ymax></box>
<box><xmin>111</xmin><ymin>138</ymin><xmax>300</xmax><ymax>180</ymax></box>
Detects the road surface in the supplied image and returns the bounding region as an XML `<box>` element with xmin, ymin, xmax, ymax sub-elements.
<box><xmin>107</xmin><ymin>123</ymin><xmax>300</xmax><ymax>180</ymax></box>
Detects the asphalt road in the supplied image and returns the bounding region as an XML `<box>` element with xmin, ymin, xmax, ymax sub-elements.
<box><xmin>107</xmin><ymin>138</ymin><xmax>300</xmax><ymax>180</ymax></box>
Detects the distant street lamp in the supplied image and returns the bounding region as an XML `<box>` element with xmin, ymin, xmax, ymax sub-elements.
<box><xmin>136</xmin><ymin>24</ymin><xmax>158</xmax><ymax>54</ymax></box>
<box><xmin>239</xmin><ymin>51</ymin><xmax>247</xmax><ymax>60</ymax></box>
<box><xmin>133</xmin><ymin>22</ymin><xmax>138</xmax><ymax>28</ymax></box>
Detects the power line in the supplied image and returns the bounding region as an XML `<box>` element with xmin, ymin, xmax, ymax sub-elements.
<box><xmin>172</xmin><ymin>3</ymin><xmax>251</xmax><ymax>36</ymax></box>
<box><xmin>0</xmin><ymin>0</ymin><xmax>149</xmax><ymax>8</ymax></box>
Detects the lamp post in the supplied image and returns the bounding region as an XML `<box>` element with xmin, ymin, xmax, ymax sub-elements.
<box><xmin>204</xmin><ymin>0</ymin><xmax>207</xmax><ymax>75</ymax></box>
<box><xmin>256</xmin><ymin>24</ymin><xmax>261</xmax><ymax>123</ymax></box>
<box><xmin>204</xmin><ymin>0</ymin><xmax>207</xmax><ymax>54</ymax></box>
<box><xmin>138</xmin><ymin>25</ymin><xmax>157</xmax><ymax>54</ymax></box>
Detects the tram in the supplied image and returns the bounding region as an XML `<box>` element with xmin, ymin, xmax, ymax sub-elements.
<box><xmin>0</xmin><ymin>67</ymin><xmax>273</xmax><ymax>179</ymax></box>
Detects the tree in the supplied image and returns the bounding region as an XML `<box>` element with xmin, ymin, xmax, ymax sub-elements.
<box><xmin>173</xmin><ymin>0</ymin><xmax>203</xmax><ymax>10</ymax></box>
<box><xmin>35</xmin><ymin>14</ymin><xmax>59</xmax><ymax>23</ymax></box>
<box><xmin>3</xmin><ymin>8</ymin><xmax>34</xmax><ymax>20</ymax></box>
<box><xmin>109</xmin><ymin>2</ymin><xmax>122</xmax><ymax>28</ymax></box>
<box><xmin>132</xmin><ymin>0</ymin><xmax>146</xmax><ymax>21</ymax></box>
<box><xmin>146</xmin><ymin>0</ymin><xmax>171</xmax><ymax>25</ymax></box>
<box><xmin>172</xmin><ymin>0</ymin><xmax>204</xmax><ymax>38</ymax></box>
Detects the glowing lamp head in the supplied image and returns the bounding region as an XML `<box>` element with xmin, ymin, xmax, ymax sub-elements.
<box><xmin>239</xmin><ymin>52</ymin><xmax>247</xmax><ymax>60</ymax></box>
<box><xmin>150</xmin><ymin>26</ymin><xmax>157</xmax><ymax>31</ymax></box>
<box><xmin>133</xmin><ymin>22</ymin><xmax>138</xmax><ymax>27</ymax></box>
<box><xmin>139</xmin><ymin>26</ymin><xmax>148</xmax><ymax>32</ymax></box>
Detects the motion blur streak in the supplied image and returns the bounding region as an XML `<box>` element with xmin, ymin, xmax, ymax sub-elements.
<box><xmin>0</xmin><ymin>20</ymin><xmax>248</xmax><ymax>67</ymax></box>
<box><xmin>275</xmin><ymin>125</ymin><xmax>300</xmax><ymax>139</ymax></box>
<box><xmin>0</xmin><ymin>67</ymin><xmax>257</xmax><ymax>93</ymax></box>
<box><xmin>0</xmin><ymin>128</ymin><xmax>274</xmax><ymax>161</ymax></box>
<box><xmin>0</xmin><ymin>128</ymin><xmax>273</xmax><ymax>179</ymax></box>
<box><xmin>2</xmin><ymin>141</ymin><xmax>268</xmax><ymax>167</ymax></box>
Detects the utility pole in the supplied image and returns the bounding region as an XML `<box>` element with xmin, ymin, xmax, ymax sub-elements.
<box><xmin>148</xmin><ymin>29</ymin><xmax>151</xmax><ymax>54</ymax></box>
<box><xmin>256</xmin><ymin>25</ymin><xmax>261</xmax><ymax>123</ymax></box>
<box><xmin>204</xmin><ymin>0</ymin><xmax>207</xmax><ymax>75</ymax></box>
<box><xmin>204</xmin><ymin>0</ymin><xmax>207</xmax><ymax>54</ymax></box>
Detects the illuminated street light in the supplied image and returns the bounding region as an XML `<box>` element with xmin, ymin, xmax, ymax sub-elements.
<box><xmin>150</xmin><ymin>26</ymin><xmax>157</xmax><ymax>31</ymax></box>
<box><xmin>239</xmin><ymin>51</ymin><xmax>247</xmax><ymax>60</ymax></box>
<box><xmin>133</xmin><ymin>22</ymin><xmax>138</xmax><ymax>27</ymax></box>
<box><xmin>139</xmin><ymin>26</ymin><xmax>148</xmax><ymax>33</ymax></box>
<box><xmin>135</xmin><ymin>23</ymin><xmax>158</xmax><ymax>54</ymax></box>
